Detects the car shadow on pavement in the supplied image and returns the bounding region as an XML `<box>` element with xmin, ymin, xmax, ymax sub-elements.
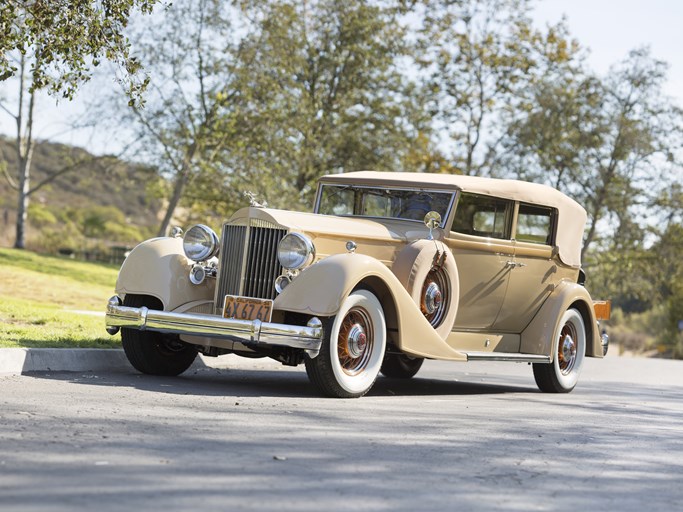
<box><xmin>24</xmin><ymin>366</ymin><xmax>536</xmax><ymax>399</ymax></box>
<box><xmin>370</xmin><ymin>376</ymin><xmax>533</xmax><ymax>397</ymax></box>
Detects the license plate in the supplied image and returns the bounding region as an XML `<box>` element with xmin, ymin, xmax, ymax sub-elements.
<box><xmin>223</xmin><ymin>295</ymin><xmax>273</xmax><ymax>322</ymax></box>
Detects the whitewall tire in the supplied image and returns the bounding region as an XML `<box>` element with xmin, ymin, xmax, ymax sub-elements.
<box><xmin>533</xmin><ymin>308</ymin><xmax>586</xmax><ymax>393</ymax></box>
<box><xmin>305</xmin><ymin>290</ymin><xmax>387</xmax><ymax>398</ymax></box>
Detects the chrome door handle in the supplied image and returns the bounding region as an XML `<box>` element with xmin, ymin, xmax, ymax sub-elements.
<box><xmin>506</xmin><ymin>261</ymin><xmax>526</xmax><ymax>268</ymax></box>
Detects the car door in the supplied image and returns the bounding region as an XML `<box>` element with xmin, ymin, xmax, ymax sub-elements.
<box><xmin>493</xmin><ymin>203</ymin><xmax>558</xmax><ymax>333</ymax></box>
<box><xmin>445</xmin><ymin>192</ymin><xmax>515</xmax><ymax>330</ymax></box>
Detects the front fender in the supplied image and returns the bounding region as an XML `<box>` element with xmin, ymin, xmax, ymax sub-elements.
<box><xmin>274</xmin><ymin>253</ymin><xmax>466</xmax><ymax>361</ymax></box>
<box><xmin>115</xmin><ymin>237</ymin><xmax>215</xmax><ymax>311</ymax></box>
<box><xmin>520</xmin><ymin>281</ymin><xmax>601</xmax><ymax>358</ymax></box>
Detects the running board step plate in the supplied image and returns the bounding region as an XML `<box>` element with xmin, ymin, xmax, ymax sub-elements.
<box><xmin>465</xmin><ymin>352</ymin><xmax>551</xmax><ymax>363</ymax></box>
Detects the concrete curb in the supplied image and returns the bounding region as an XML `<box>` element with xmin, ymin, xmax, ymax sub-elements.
<box><xmin>0</xmin><ymin>348</ymin><xmax>281</xmax><ymax>375</ymax></box>
<box><xmin>0</xmin><ymin>348</ymin><xmax>133</xmax><ymax>374</ymax></box>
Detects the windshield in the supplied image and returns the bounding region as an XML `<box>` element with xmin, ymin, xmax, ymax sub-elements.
<box><xmin>316</xmin><ymin>184</ymin><xmax>454</xmax><ymax>222</ymax></box>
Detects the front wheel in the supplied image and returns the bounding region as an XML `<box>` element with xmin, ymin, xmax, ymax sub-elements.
<box><xmin>121</xmin><ymin>295</ymin><xmax>198</xmax><ymax>376</ymax></box>
<box><xmin>305</xmin><ymin>290</ymin><xmax>386</xmax><ymax>398</ymax></box>
<box><xmin>533</xmin><ymin>308</ymin><xmax>586</xmax><ymax>393</ymax></box>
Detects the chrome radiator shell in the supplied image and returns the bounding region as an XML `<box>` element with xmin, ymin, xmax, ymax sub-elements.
<box><xmin>214</xmin><ymin>220</ymin><xmax>287</xmax><ymax>313</ymax></box>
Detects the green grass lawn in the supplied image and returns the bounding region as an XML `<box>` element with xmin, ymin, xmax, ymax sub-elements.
<box><xmin>0</xmin><ymin>247</ymin><xmax>122</xmax><ymax>348</ymax></box>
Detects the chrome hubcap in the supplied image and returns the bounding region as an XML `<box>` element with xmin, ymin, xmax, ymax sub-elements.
<box><xmin>423</xmin><ymin>282</ymin><xmax>442</xmax><ymax>315</ymax></box>
<box><xmin>346</xmin><ymin>323</ymin><xmax>367</xmax><ymax>358</ymax></box>
<box><xmin>420</xmin><ymin>268</ymin><xmax>449</xmax><ymax>327</ymax></box>
<box><xmin>559</xmin><ymin>331</ymin><xmax>577</xmax><ymax>375</ymax></box>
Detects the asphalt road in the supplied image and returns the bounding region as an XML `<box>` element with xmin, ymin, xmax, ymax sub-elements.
<box><xmin>1</xmin><ymin>354</ymin><xmax>681</xmax><ymax>511</ymax></box>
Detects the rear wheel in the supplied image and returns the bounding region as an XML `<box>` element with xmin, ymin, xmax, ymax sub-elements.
<box><xmin>533</xmin><ymin>308</ymin><xmax>585</xmax><ymax>393</ymax></box>
<box><xmin>305</xmin><ymin>290</ymin><xmax>386</xmax><ymax>398</ymax></box>
<box><xmin>380</xmin><ymin>352</ymin><xmax>424</xmax><ymax>379</ymax></box>
<box><xmin>121</xmin><ymin>295</ymin><xmax>198</xmax><ymax>376</ymax></box>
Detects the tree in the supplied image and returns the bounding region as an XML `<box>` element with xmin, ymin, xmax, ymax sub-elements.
<box><xmin>0</xmin><ymin>0</ymin><xmax>156</xmax><ymax>99</ymax></box>
<box><xmin>225</xmin><ymin>0</ymin><xmax>423</xmax><ymax>210</ymax></box>
<box><xmin>507</xmin><ymin>48</ymin><xmax>683</xmax><ymax>259</ymax></box>
<box><xmin>109</xmin><ymin>0</ymin><xmax>247</xmax><ymax>236</ymax></box>
<box><xmin>0</xmin><ymin>0</ymin><xmax>158</xmax><ymax>249</ymax></box>
<box><xmin>414</xmin><ymin>0</ymin><xmax>579</xmax><ymax>176</ymax></box>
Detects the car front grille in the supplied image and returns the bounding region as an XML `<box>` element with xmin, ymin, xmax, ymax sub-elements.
<box><xmin>214</xmin><ymin>220</ymin><xmax>287</xmax><ymax>313</ymax></box>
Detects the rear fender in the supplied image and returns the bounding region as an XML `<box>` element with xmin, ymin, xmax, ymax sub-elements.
<box><xmin>520</xmin><ymin>281</ymin><xmax>601</xmax><ymax>358</ymax></box>
<box><xmin>115</xmin><ymin>237</ymin><xmax>215</xmax><ymax>311</ymax></box>
<box><xmin>274</xmin><ymin>253</ymin><xmax>465</xmax><ymax>360</ymax></box>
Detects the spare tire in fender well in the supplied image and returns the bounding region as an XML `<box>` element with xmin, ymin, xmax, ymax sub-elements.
<box><xmin>392</xmin><ymin>239</ymin><xmax>459</xmax><ymax>339</ymax></box>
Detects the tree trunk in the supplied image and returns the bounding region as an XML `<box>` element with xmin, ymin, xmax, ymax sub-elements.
<box><xmin>157</xmin><ymin>141</ymin><xmax>198</xmax><ymax>237</ymax></box>
<box><xmin>11</xmin><ymin>53</ymin><xmax>36</xmax><ymax>250</ymax></box>
<box><xmin>14</xmin><ymin>158</ymin><xmax>30</xmax><ymax>249</ymax></box>
<box><xmin>157</xmin><ymin>166</ymin><xmax>192</xmax><ymax>237</ymax></box>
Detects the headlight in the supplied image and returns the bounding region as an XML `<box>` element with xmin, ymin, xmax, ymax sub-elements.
<box><xmin>278</xmin><ymin>233</ymin><xmax>315</xmax><ymax>270</ymax></box>
<box><xmin>183</xmin><ymin>224</ymin><xmax>219</xmax><ymax>262</ymax></box>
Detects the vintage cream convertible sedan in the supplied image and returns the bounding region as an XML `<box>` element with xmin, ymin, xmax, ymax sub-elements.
<box><xmin>105</xmin><ymin>171</ymin><xmax>610</xmax><ymax>398</ymax></box>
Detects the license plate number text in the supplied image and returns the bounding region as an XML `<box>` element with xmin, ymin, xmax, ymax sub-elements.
<box><xmin>223</xmin><ymin>295</ymin><xmax>273</xmax><ymax>322</ymax></box>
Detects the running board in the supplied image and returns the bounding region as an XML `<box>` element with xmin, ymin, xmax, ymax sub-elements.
<box><xmin>465</xmin><ymin>352</ymin><xmax>551</xmax><ymax>363</ymax></box>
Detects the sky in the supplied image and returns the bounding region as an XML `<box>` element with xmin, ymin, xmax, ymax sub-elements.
<box><xmin>1</xmin><ymin>0</ymin><xmax>683</xmax><ymax>155</ymax></box>
<box><xmin>532</xmin><ymin>0</ymin><xmax>683</xmax><ymax>103</ymax></box>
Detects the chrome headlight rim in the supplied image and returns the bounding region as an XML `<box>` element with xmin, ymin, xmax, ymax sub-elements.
<box><xmin>183</xmin><ymin>224</ymin><xmax>219</xmax><ymax>262</ymax></box>
<box><xmin>277</xmin><ymin>232</ymin><xmax>315</xmax><ymax>270</ymax></box>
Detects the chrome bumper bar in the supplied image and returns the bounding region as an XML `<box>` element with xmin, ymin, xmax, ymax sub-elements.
<box><xmin>105</xmin><ymin>296</ymin><xmax>323</xmax><ymax>351</ymax></box>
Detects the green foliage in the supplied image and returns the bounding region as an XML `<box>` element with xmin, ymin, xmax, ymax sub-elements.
<box><xmin>26</xmin><ymin>203</ymin><xmax>57</xmax><ymax>227</ymax></box>
<box><xmin>23</xmin><ymin>204</ymin><xmax>152</xmax><ymax>253</ymax></box>
<box><xmin>415</xmin><ymin>0</ymin><xmax>580</xmax><ymax>176</ymax></box>
<box><xmin>663</xmin><ymin>284</ymin><xmax>683</xmax><ymax>358</ymax></box>
<box><xmin>0</xmin><ymin>0</ymin><xmax>157</xmax><ymax>100</ymax></box>
<box><xmin>603</xmin><ymin>306</ymin><xmax>659</xmax><ymax>355</ymax></box>
<box><xmin>585</xmin><ymin>221</ymin><xmax>683</xmax><ymax>358</ymax></box>
<box><xmin>207</xmin><ymin>0</ymin><xmax>424</xmax><ymax>211</ymax></box>
<box><xmin>116</xmin><ymin>0</ymin><xmax>244</xmax><ymax>234</ymax></box>
<box><xmin>0</xmin><ymin>137</ymin><xmax>160</xmax><ymax>250</ymax></box>
<box><xmin>654</xmin><ymin>224</ymin><xmax>683</xmax><ymax>356</ymax></box>
<box><xmin>507</xmin><ymin>48</ymin><xmax>683</xmax><ymax>258</ymax></box>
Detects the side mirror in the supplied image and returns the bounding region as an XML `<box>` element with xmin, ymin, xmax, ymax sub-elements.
<box><xmin>424</xmin><ymin>211</ymin><xmax>442</xmax><ymax>240</ymax></box>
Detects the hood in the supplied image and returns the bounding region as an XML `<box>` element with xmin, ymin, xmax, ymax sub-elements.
<box><xmin>227</xmin><ymin>207</ymin><xmax>436</xmax><ymax>243</ymax></box>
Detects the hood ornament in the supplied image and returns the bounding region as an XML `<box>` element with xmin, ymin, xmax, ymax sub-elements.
<box><xmin>244</xmin><ymin>191</ymin><xmax>268</xmax><ymax>208</ymax></box>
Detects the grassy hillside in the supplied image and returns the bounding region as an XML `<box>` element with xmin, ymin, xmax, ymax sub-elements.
<box><xmin>0</xmin><ymin>136</ymin><xmax>163</xmax><ymax>250</ymax></box>
<box><xmin>0</xmin><ymin>248</ymin><xmax>121</xmax><ymax>348</ymax></box>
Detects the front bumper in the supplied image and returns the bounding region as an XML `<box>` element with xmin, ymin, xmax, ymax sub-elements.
<box><xmin>105</xmin><ymin>296</ymin><xmax>323</xmax><ymax>352</ymax></box>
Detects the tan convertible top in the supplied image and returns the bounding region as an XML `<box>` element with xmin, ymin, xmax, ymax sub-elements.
<box><xmin>319</xmin><ymin>171</ymin><xmax>587</xmax><ymax>268</ymax></box>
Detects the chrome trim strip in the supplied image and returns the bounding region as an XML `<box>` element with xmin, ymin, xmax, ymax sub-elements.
<box><xmin>106</xmin><ymin>297</ymin><xmax>322</xmax><ymax>351</ymax></box>
<box><xmin>465</xmin><ymin>352</ymin><xmax>551</xmax><ymax>363</ymax></box>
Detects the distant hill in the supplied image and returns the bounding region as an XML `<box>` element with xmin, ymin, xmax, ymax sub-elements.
<box><xmin>0</xmin><ymin>136</ymin><xmax>164</xmax><ymax>251</ymax></box>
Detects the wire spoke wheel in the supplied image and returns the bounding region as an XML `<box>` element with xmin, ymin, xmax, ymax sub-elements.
<box><xmin>336</xmin><ymin>307</ymin><xmax>374</xmax><ymax>376</ymax></box>
<box><xmin>305</xmin><ymin>290</ymin><xmax>386</xmax><ymax>398</ymax></box>
<box><xmin>533</xmin><ymin>308</ymin><xmax>586</xmax><ymax>393</ymax></box>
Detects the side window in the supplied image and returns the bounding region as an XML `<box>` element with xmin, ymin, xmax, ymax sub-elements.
<box><xmin>451</xmin><ymin>193</ymin><xmax>512</xmax><ymax>239</ymax></box>
<box><xmin>516</xmin><ymin>204</ymin><xmax>556</xmax><ymax>245</ymax></box>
